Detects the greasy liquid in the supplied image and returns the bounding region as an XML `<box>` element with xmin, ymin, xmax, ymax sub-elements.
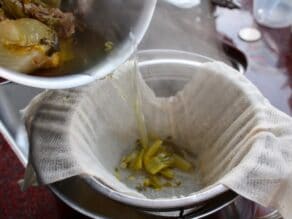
<box><xmin>32</xmin><ymin>28</ymin><xmax>107</xmax><ymax>77</ymax></box>
<box><xmin>110</xmin><ymin>60</ymin><xmax>149</xmax><ymax>147</ymax></box>
<box><xmin>133</xmin><ymin>69</ymin><xmax>149</xmax><ymax>148</ymax></box>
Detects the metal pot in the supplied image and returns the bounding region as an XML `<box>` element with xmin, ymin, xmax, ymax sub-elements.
<box><xmin>36</xmin><ymin>49</ymin><xmax>257</xmax><ymax>218</ymax></box>
<box><xmin>0</xmin><ymin>0</ymin><xmax>156</xmax><ymax>89</ymax></box>
<box><xmin>51</xmin><ymin>176</ymin><xmax>256</xmax><ymax>219</ymax></box>
<box><xmin>85</xmin><ymin>50</ymin><xmax>228</xmax><ymax>208</ymax></box>
<box><xmin>0</xmin><ymin>49</ymin><xmax>259</xmax><ymax>218</ymax></box>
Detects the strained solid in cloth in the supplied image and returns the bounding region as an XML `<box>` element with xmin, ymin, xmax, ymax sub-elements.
<box><xmin>116</xmin><ymin>138</ymin><xmax>195</xmax><ymax>194</ymax></box>
<box><xmin>24</xmin><ymin>61</ymin><xmax>292</xmax><ymax>219</ymax></box>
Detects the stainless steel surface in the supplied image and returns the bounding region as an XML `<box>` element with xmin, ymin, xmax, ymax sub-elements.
<box><xmin>0</xmin><ymin>83</ymin><xmax>41</xmax><ymax>165</ymax></box>
<box><xmin>139</xmin><ymin>0</ymin><xmax>232</xmax><ymax>65</ymax></box>
<box><xmin>0</xmin><ymin>0</ymin><xmax>156</xmax><ymax>89</ymax></box>
<box><xmin>51</xmin><ymin>177</ymin><xmax>256</xmax><ymax>219</ymax></box>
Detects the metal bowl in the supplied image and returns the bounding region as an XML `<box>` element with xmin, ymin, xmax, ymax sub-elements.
<box><xmin>75</xmin><ymin>50</ymin><xmax>243</xmax><ymax>216</ymax></box>
<box><xmin>0</xmin><ymin>0</ymin><xmax>156</xmax><ymax>89</ymax></box>
<box><xmin>51</xmin><ymin>176</ymin><xmax>256</xmax><ymax>219</ymax></box>
<box><xmin>0</xmin><ymin>49</ymin><xmax>257</xmax><ymax>218</ymax></box>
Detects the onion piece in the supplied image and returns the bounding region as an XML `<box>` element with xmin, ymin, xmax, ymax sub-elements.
<box><xmin>0</xmin><ymin>44</ymin><xmax>44</xmax><ymax>72</ymax></box>
<box><xmin>0</xmin><ymin>18</ymin><xmax>57</xmax><ymax>47</ymax></box>
<box><xmin>0</xmin><ymin>18</ymin><xmax>59</xmax><ymax>73</ymax></box>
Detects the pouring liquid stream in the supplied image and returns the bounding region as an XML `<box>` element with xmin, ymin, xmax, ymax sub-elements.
<box><xmin>109</xmin><ymin>57</ymin><xmax>196</xmax><ymax>195</ymax></box>
<box><xmin>132</xmin><ymin>64</ymin><xmax>149</xmax><ymax>148</ymax></box>
<box><xmin>110</xmin><ymin>59</ymin><xmax>149</xmax><ymax>148</ymax></box>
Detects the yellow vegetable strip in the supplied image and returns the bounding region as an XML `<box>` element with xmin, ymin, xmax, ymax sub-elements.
<box><xmin>130</xmin><ymin>148</ymin><xmax>144</xmax><ymax>171</ymax></box>
<box><xmin>143</xmin><ymin>139</ymin><xmax>162</xmax><ymax>164</ymax></box>
<box><xmin>118</xmin><ymin>138</ymin><xmax>194</xmax><ymax>190</ymax></box>
<box><xmin>160</xmin><ymin>168</ymin><xmax>174</xmax><ymax>179</ymax></box>
<box><xmin>173</xmin><ymin>154</ymin><xmax>192</xmax><ymax>171</ymax></box>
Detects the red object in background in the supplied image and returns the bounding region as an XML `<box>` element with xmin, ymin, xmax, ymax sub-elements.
<box><xmin>0</xmin><ymin>134</ymin><xmax>88</xmax><ymax>219</ymax></box>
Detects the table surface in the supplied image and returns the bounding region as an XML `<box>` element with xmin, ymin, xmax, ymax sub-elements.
<box><xmin>0</xmin><ymin>0</ymin><xmax>291</xmax><ymax>218</ymax></box>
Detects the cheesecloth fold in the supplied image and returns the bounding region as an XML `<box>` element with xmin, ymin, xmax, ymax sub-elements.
<box><xmin>23</xmin><ymin>61</ymin><xmax>292</xmax><ymax>218</ymax></box>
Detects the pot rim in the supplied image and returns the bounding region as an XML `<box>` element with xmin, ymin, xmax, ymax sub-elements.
<box><xmin>83</xmin><ymin>175</ymin><xmax>230</xmax><ymax>210</ymax></box>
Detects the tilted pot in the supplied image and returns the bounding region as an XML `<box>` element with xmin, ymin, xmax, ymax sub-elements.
<box><xmin>0</xmin><ymin>0</ymin><xmax>156</xmax><ymax>89</ymax></box>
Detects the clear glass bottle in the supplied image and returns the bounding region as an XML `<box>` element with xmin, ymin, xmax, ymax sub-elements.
<box><xmin>253</xmin><ymin>0</ymin><xmax>292</xmax><ymax>28</ymax></box>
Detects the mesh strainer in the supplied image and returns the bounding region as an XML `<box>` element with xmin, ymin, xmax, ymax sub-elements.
<box><xmin>25</xmin><ymin>49</ymin><xmax>292</xmax><ymax>218</ymax></box>
<box><xmin>73</xmin><ymin>50</ymin><xmax>238</xmax><ymax>214</ymax></box>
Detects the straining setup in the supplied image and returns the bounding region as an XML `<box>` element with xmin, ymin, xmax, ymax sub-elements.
<box><xmin>0</xmin><ymin>1</ymin><xmax>290</xmax><ymax>219</ymax></box>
